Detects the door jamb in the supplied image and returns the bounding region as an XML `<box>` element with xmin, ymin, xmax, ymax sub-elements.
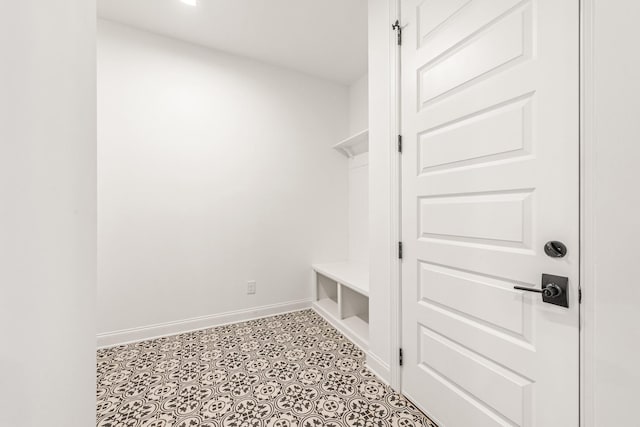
<box><xmin>579</xmin><ymin>0</ymin><xmax>595</xmax><ymax>426</ymax></box>
<box><xmin>389</xmin><ymin>0</ymin><xmax>402</xmax><ymax>391</ymax></box>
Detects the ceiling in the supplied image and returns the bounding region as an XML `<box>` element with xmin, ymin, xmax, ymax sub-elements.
<box><xmin>98</xmin><ymin>0</ymin><xmax>368</xmax><ymax>85</ymax></box>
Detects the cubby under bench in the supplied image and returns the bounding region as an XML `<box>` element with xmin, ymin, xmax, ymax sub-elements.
<box><xmin>311</xmin><ymin>262</ymin><xmax>369</xmax><ymax>350</ymax></box>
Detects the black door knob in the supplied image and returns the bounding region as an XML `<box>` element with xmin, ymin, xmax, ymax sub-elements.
<box><xmin>542</xmin><ymin>283</ymin><xmax>563</xmax><ymax>298</ymax></box>
<box><xmin>544</xmin><ymin>241</ymin><xmax>567</xmax><ymax>258</ymax></box>
<box><xmin>513</xmin><ymin>274</ymin><xmax>569</xmax><ymax>308</ymax></box>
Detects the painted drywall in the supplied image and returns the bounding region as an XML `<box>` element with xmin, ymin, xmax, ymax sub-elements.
<box><xmin>583</xmin><ymin>1</ymin><xmax>640</xmax><ymax>425</ymax></box>
<box><xmin>98</xmin><ymin>0</ymin><xmax>368</xmax><ymax>84</ymax></box>
<box><xmin>349</xmin><ymin>74</ymin><xmax>369</xmax><ymax>134</ymax></box>
<box><xmin>0</xmin><ymin>2</ymin><xmax>96</xmax><ymax>426</ymax></box>
<box><xmin>347</xmin><ymin>74</ymin><xmax>370</xmax><ymax>264</ymax></box>
<box><xmin>348</xmin><ymin>153</ymin><xmax>369</xmax><ymax>264</ymax></box>
<box><xmin>366</xmin><ymin>0</ymin><xmax>395</xmax><ymax>383</ymax></box>
<box><xmin>97</xmin><ymin>20</ymin><xmax>349</xmax><ymax>336</ymax></box>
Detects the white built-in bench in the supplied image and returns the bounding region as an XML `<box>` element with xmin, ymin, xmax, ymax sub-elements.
<box><xmin>312</xmin><ymin>262</ymin><xmax>369</xmax><ymax>350</ymax></box>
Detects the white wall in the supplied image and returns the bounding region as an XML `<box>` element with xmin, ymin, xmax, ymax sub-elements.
<box><xmin>97</xmin><ymin>20</ymin><xmax>349</xmax><ymax>336</ymax></box>
<box><xmin>583</xmin><ymin>1</ymin><xmax>640</xmax><ymax>425</ymax></box>
<box><xmin>347</xmin><ymin>154</ymin><xmax>369</xmax><ymax>263</ymax></box>
<box><xmin>0</xmin><ymin>2</ymin><xmax>96</xmax><ymax>426</ymax></box>
<box><xmin>349</xmin><ymin>74</ymin><xmax>369</xmax><ymax>134</ymax></box>
<box><xmin>347</xmin><ymin>74</ymin><xmax>370</xmax><ymax>264</ymax></box>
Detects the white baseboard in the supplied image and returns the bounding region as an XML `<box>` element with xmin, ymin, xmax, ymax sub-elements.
<box><xmin>97</xmin><ymin>299</ymin><xmax>312</xmax><ymax>349</ymax></box>
<box><xmin>366</xmin><ymin>351</ymin><xmax>391</xmax><ymax>385</ymax></box>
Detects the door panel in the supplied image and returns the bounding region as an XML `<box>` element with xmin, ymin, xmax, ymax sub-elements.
<box><xmin>418</xmin><ymin>4</ymin><xmax>532</xmax><ymax>107</ymax></box>
<box><xmin>401</xmin><ymin>1</ymin><xmax>579</xmax><ymax>426</ymax></box>
<box><xmin>418</xmin><ymin>262</ymin><xmax>531</xmax><ymax>337</ymax></box>
<box><xmin>417</xmin><ymin>95</ymin><xmax>533</xmax><ymax>174</ymax></box>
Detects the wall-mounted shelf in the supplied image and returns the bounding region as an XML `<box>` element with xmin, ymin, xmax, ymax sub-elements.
<box><xmin>312</xmin><ymin>262</ymin><xmax>369</xmax><ymax>350</ymax></box>
<box><xmin>332</xmin><ymin>129</ymin><xmax>369</xmax><ymax>158</ymax></box>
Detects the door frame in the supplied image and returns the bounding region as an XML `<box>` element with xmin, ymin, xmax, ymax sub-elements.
<box><xmin>388</xmin><ymin>1</ymin><xmax>596</xmax><ymax>424</ymax></box>
<box><xmin>579</xmin><ymin>0</ymin><xmax>596</xmax><ymax>426</ymax></box>
<box><xmin>388</xmin><ymin>0</ymin><xmax>402</xmax><ymax>392</ymax></box>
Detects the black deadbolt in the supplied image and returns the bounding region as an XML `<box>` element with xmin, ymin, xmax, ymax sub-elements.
<box><xmin>544</xmin><ymin>241</ymin><xmax>567</xmax><ymax>258</ymax></box>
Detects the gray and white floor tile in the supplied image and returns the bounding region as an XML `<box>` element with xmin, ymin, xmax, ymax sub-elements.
<box><xmin>96</xmin><ymin>309</ymin><xmax>437</xmax><ymax>427</ymax></box>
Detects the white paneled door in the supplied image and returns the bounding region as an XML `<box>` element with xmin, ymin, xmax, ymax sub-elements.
<box><xmin>400</xmin><ymin>1</ymin><xmax>579</xmax><ymax>426</ymax></box>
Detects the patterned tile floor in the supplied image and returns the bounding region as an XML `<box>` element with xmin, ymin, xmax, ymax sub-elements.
<box><xmin>97</xmin><ymin>309</ymin><xmax>436</xmax><ymax>427</ymax></box>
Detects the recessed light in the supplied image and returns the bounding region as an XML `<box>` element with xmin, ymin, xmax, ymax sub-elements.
<box><xmin>181</xmin><ymin>0</ymin><xmax>197</xmax><ymax>6</ymax></box>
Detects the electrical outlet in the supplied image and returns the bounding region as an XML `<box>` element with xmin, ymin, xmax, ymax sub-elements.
<box><xmin>247</xmin><ymin>280</ymin><xmax>256</xmax><ymax>295</ymax></box>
